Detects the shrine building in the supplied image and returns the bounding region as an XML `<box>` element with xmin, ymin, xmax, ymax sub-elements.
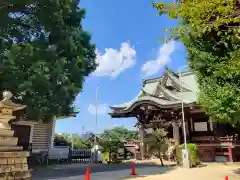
<box><xmin>109</xmin><ymin>67</ymin><xmax>240</xmax><ymax>162</ymax></box>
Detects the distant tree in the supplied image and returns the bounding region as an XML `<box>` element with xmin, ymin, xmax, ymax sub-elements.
<box><xmin>0</xmin><ymin>0</ymin><xmax>97</xmax><ymax>121</ymax></box>
<box><xmin>54</xmin><ymin>133</ymin><xmax>90</xmax><ymax>149</ymax></box>
<box><xmin>100</xmin><ymin>126</ymin><xmax>139</xmax><ymax>141</ymax></box>
<box><xmin>99</xmin><ymin>127</ymin><xmax>139</xmax><ymax>162</ymax></box>
<box><xmin>145</xmin><ymin>128</ymin><xmax>171</xmax><ymax>166</ymax></box>
<box><xmin>99</xmin><ymin>138</ymin><xmax>121</xmax><ymax>162</ymax></box>
<box><xmin>54</xmin><ymin>134</ymin><xmax>70</xmax><ymax>146</ymax></box>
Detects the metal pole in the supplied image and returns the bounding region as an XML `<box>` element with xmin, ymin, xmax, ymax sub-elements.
<box><xmin>179</xmin><ymin>71</ymin><xmax>187</xmax><ymax>151</ymax></box>
<box><xmin>71</xmin><ymin>133</ymin><xmax>74</xmax><ymax>149</ymax></box>
<box><xmin>178</xmin><ymin>65</ymin><xmax>190</xmax><ymax>168</ymax></box>
<box><xmin>94</xmin><ymin>85</ymin><xmax>99</xmax><ymax>162</ymax></box>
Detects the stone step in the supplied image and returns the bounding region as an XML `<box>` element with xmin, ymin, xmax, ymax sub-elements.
<box><xmin>0</xmin><ymin>136</ymin><xmax>18</xmax><ymax>146</ymax></box>
<box><xmin>0</xmin><ymin>129</ymin><xmax>14</xmax><ymax>137</ymax></box>
<box><xmin>0</xmin><ymin>169</ymin><xmax>32</xmax><ymax>180</ymax></box>
<box><xmin>0</xmin><ymin>146</ymin><xmax>23</xmax><ymax>152</ymax></box>
<box><xmin>0</xmin><ymin>151</ymin><xmax>29</xmax><ymax>157</ymax></box>
<box><xmin>0</xmin><ymin>151</ymin><xmax>29</xmax><ymax>158</ymax></box>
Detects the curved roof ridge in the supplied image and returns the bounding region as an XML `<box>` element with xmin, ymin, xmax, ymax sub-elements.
<box><xmin>167</xmin><ymin>71</ymin><xmax>192</xmax><ymax>91</ymax></box>
<box><xmin>158</xmin><ymin>86</ymin><xmax>180</xmax><ymax>101</ymax></box>
<box><xmin>143</xmin><ymin>77</ymin><xmax>162</xmax><ymax>85</ymax></box>
<box><xmin>110</xmin><ymin>95</ymin><xmax>195</xmax><ymax>115</ymax></box>
<box><xmin>110</xmin><ymin>90</ymin><xmax>143</xmax><ymax>110</ymax></box>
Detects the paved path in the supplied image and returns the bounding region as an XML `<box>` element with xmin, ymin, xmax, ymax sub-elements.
<box><xmin>32</xmin><ymin>163</ymin><xmax>240</xmax><ymax>180</ymax></box>
<box><xmin>127</xmin><ymin>163</ymin><xmax>240</xmax><ymax>180</ymax></box>
<box><xmin>32</xmin><ymin>163</ymin><xmax>175</xmax><ymax>180</ymax></box>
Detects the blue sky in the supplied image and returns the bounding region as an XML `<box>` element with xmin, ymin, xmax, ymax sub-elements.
<box><xmin>55</xmin><ymin>0</ymin><xmax>187</xmax><ymax>134</ymax></box>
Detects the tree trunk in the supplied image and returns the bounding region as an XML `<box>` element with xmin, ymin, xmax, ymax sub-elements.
<box><xmin>109</xmin><ymin>148</ymin><xmax>111</xmax><ymax>163</ymax></box>
<box><xmin>158</xmin><ymin>150</ymin><xmax>164</xmax><ymax>166</ymax></box>
<box><xmin>159</xmin><ymin>156</ymin><xmax>164</xmax><ymax>166</ymax></box>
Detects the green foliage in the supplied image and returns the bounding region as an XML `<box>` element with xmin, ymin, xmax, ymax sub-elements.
<box><xmin>54</xmin><ymin>133</ymin><xmax>91</xmax><ymax>149</ymax></box>
<box><xmin>178</xmin><ymin>143</ymin><xmax>200</xmax><ymax>167</ymax></box>
<box><xmin>0</xmin><ymin>0</ymin><xmax>97</xmax><ymax>121</ymax></box>
<box><xmin>99</xmin><ymin>126</ymin><xmax>139</xmax><ymax>152</ymax></box>
<box><xmin>54</xmin><ymin>134</ymin><xmax>70</xmax><ymax>146</ymax></box>
<box><xmin>100</xmin><ymin>126</ymin><xmax>139</xmax><ymax>141</ymax></box>
<box><xmin>102</xmin><ymin>152</ymin><xmax>109</xmax><ymax>162</ymax></box>
<box><xmin>145</xmin><ymin>128</ymin><xmax>171</xmax><ymax>166</ymax></box>
<box><xmin>99</xmin><ymin>127</ymin><xmax>139</xmax><ymax>162</ymax></box>
<box><xmin>153</xmin><ymin>0</ymin><xmax>240</xmax><ymax>124</ymax></box>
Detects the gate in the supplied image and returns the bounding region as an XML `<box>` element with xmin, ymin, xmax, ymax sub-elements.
<box><xmin>70</xmin><ymin>148</ymin><xmax>92</xmax><ymax>163</ymax></box>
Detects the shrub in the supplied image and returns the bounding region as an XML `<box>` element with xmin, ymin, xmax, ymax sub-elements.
<box><xmin>102</xmin><ymin>152</ymin><xmax>109</xmax><ymax>162</ymax></box>
<box><xmin>178</xmin><ymin>143</ymin><xmax>201</xmax><ymax>167</ymax></box>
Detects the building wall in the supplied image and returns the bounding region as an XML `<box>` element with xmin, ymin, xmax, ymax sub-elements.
<box><xmin>12</xmin><ymin>119</ymin><xmax>55</xmax><ymax>153</ymax></box>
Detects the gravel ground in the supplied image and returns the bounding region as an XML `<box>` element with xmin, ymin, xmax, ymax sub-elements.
<box><xmin>32</xmin><ymin>161</ymin><xmax>240</xmax><ymax>180</ymax></box>
<box><xmin>126</xmin><ymin>163</ymin><xmax>240</xmax><ymax>180</ymax></box>
<box><xmin>32</xmin><ymin>163</ymin><xmax>175</xmax><ymax>180</ymax></box>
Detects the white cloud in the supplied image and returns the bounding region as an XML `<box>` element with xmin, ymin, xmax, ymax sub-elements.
<box><xmin>92</xmin><ymin>41</ymin><xmax>136</xmax><ymax>77</ymax></box>
<box><xmin>141</xmin><ymin>41</ymin><xmax>176</xmax><ymax>77</ymax></box>
<box><xmin>88</xmin><ymin>103</ymin><xmax>109</xmax><ymax>115</ymax></box>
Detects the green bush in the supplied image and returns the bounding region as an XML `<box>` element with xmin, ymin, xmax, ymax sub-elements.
<box><xmin>178</xmin><ymin>143</ymin><xmax>201</xmax><ymax>167</ymax></box>
<box><xmin>102</xmin><ymin>152</ymin><xmax>109</xmax><ymax>162</ymax></box>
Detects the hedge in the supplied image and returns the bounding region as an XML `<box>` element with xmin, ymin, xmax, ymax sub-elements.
<box><xmin>178</xmin><ymin>143</ymin><xmax>201</xmax><ymax>167</ymax></box>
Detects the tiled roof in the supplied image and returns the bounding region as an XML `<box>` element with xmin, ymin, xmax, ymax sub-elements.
<box><xmin>109</xmin><ymin>67</ymin><xmax>199</xmax><ymax>115</ymax></box>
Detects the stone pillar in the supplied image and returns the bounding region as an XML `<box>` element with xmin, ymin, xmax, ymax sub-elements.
<box><xmin>139</xmin><ymin>126</ymin><xmax>145</xmax><ymax>160</ymax></box>
<box><xmin>0</xmin><ymin>91</ymin><xmax>32</xmax><ymax>179</ymax></box>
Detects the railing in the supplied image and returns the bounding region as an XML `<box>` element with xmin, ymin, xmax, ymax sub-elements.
<box><xmin>191</xmin><ymin>135</ymin><xmax>240</xmax><ymax>147</ymax></box>
<box><xmin>70</xmin><ymin>148</ymin><xmax>92</xmax><ymax>163</ymax></box>
<box><xmin>28</xmin><ymin>145</ymin><xmax>92</xmax><ymax>166</ymax></box>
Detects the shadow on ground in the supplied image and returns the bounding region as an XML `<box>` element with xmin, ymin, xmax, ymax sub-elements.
<box><xmin>32</xmin><ymin>163</ymin><xmax>177</xmax><ymax>180</ymax></box>
<box><xmin>233</xmin><ymin>168</ymin><xmax>240</xmax><ymax>175</ymax></box>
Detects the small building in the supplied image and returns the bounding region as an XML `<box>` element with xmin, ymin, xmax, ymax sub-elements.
<box><xmin>109</xmin><ymin>68</ymin><xmax>240</xmax><ymax>162</ymax></box>
<box><xmin>10</xmin><ymin>109</ymin><xmax>79</xmax><ymax>165</ymax></box>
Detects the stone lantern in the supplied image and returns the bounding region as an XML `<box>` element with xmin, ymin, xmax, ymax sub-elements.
<box><xmin>0</xmin><ymin>91</ymin><xmax>32</xmax><ymax>179</ymax></box>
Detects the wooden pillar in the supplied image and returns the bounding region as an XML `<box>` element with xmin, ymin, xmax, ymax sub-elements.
<box><xmin>173</xmin><ymin>123</ymin><xmax>181</xmax><ymax>164</ymax></box>
<box><xmin>173</xmin><ymin>123</ymin><xmax>180</xmax><ymax>145</ymax></box>
<box><xmin>184</xmin><ymin>120</ymin><xmax>189</xmax><ymax>141</ymax></box>
<box><xmin>139</xmin><ymin>126</ymin><xmax>145</xmax><ymax>160</ymax></box>
<box><xmin>228</xmin><ymin>145</ymin><xmax>233</xmax><ymax>162</ymax></box>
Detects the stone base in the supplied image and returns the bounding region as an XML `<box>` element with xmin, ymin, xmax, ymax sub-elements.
<box><xmin>0</xmin><ymin>151</ymin><xmax>29</xmax><ymax>157</ymax></box>
<box><xmin>0</xmin><ymin>151</ymin><xmax>31</xmax><ymax>179</ymax></box>
<box><xmin>0</xmin><ymin>146</ymin><xmax>23</xmax><ymax>152</ymax></box>
<box><xmin>0</xmin><ymin>136</ymin><xmax>18</xmax><ymax>146</ymax></box>
<box><xmin>0</xmin><ymin>170</ymin><xmax>32</xmax><ymax>180</ymax></box>
<box><xmin>0</xmin><ymin>129</ymin><xmax>14</xmax><ymax>137</ymax></box>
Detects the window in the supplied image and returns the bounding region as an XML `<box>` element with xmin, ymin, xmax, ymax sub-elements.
<box><xmin>194</xmin><ymin>122</ymin><xmax>208</xmax><ymax>131</ymax></box>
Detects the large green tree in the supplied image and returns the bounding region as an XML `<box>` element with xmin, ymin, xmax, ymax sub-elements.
<box><xmin>153</xmin><ymin>0</ymin><xmax>240</xmax><ymax>125</ymax></box>
<box><xmin>0</xmin><ymin>0</ymin><xmax>97</xmax><ymax>121</ymax></box>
